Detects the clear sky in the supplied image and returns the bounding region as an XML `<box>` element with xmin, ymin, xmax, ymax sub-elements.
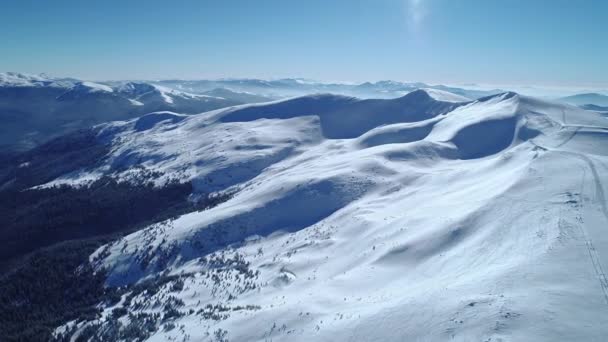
<box><xmin>1</xmin><ymin>0</ymin><xmax>607</xmax><ymax>87</ymax></box>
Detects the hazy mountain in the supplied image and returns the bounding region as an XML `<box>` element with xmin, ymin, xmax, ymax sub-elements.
<box><xmin>581</xmin><ymin>103</ymin><xmax>608</xmax><ymax>113</ymax></box>
<box><xmin>201</xmin><ymin>87</ymin><xmax>275</xmax><ymax>103</ymax></box>
<box><xmin>154</xmin><ymin>78</ymin><xmax>504</xmax><ymax>100</ymax></box>
<box><xmin>558</xmin><ymin>92</ymin><xmax>608</xmax><ymax>107</ymax></box>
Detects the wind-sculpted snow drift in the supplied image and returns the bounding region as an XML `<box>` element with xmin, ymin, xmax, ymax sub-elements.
<box><xmin>46</xmin><ymin>89</ymin><xmax>608</xmax><ymax>341</ymax></box>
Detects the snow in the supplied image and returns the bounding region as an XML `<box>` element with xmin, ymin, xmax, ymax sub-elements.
<box><xmin>0</xmin><ymin>71</ymin><xmax>52</xmax><ymax>86</ymax></box>
<box><xmin>420</xmin><ymin>87</ymin><xmax>471</xmax><ymax>102</ymax></box>
<box><xmin>52</xmin><ymin>90</ymin><xmax>608</xmax><ymax>341</ymax></box>
<box><xmin>117</xmin><ymin>81</ymin><xmax>224</xmax><ymax>104</ymax></box>
<box><xmin>133</xmin><ymin>111</ymin><xmax>188</xmax><ymax>131</ymax></box>
<box><xmin>558</xmin><ymin>93</ymin><xmax>608</xmax><ymax>107</ymax></box>
<box><xmin>116</xmin><ymin>82</ymin><xmax>157</xmax><ymax>96</ymax></box>
<box><xmin>55</xmin><ymin>81</ymin><xmax>115</xmax><ymax>100</ymax></box>
<box><xmin>80</xmin><ymin>81</ymin><xmax>113</xmax><ymax>93</ymax></box>
<box><xmin>128</xmin><ymin>98</ymin><xmax>144</xmax><ymax>106</ymax></box>
<box><xmin>1</xmin><ymin>76</ymin><xmax>267</xmax><ymax>152</ymax></box>
<box><xmin>0</xmin><ymin>71</ymin><xmax>71</xmax><ymax>88</ymax></box>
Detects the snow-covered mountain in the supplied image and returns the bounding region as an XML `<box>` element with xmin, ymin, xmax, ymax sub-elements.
<box><xmin>201</xmin><ymin>88</ymin><xmax>276</xmax><ymax>104</ymax></box>
<box><xmin>155</xmin><ymin>78</ymin><xmax>502</xmax><ymax>100</ymax></box>
<box><xmin>581</xmin><ymin>104</ymin><xmax>608</xmax><ymax>114</ymax></box>
<box><xmin>0</xmin><ymin>73</ymin><xmax>273</xmax><ymax>154</ymax></box>
<box><xmin>11</xmin><ymin>87</ymin><xmax>608</xmax><ymax>341</ymax></box>
<box><xmin>558</xmin><ymin>92</ymin><xmax>608</xmax><ymax>107</ymax></box>
<box><xmin>0</xmin><ymin>72</ymin><xmax>513</xmax><ymax>155</ymax></box>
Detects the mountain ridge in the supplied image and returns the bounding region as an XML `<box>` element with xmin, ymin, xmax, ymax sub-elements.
<box><xmin>41</xmin><ymin>89</ymin><xmax>606</xmax><ymax>341</ymax></box>
<box><xmin>3</xmin><ymin>74</ymin><xmax>608</xmax><ymax>341</ymax></box>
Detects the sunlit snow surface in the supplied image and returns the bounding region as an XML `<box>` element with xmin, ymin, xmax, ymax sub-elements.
<box><xmin>55</xmin><ymin>90</ymin><xmax>608</xmax><ymax>341</ymax></box>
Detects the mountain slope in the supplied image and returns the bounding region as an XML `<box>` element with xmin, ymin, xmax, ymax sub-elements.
<box><xmin>558</xmin><ymin>92</ymin><xmax>608</xmax><ymax>107</ymax></box>
<box><xmin>31</xmin><ymin>90</ymin><xmax>464</xmax><ymax>190</ymax></box>
<box><xmin>0</xmin><ymin>73</ymin><xmax>261</xmax><ymax>153</ymax></box>
<box><xmin>29</xmin><ymin>89</ymin><xmax>608</xmax><ymax>341</ymax></box>
<box><xmin>201</xmin><ymin>88</ymin><xmax>275</xmax><ymax>103</ymax></box>
<box><xmin>581</xmin><ymin>103</ymin><xmax>608</xmax><ymax>114</ymax></box>
<box><xmin>0</xmin><ymin>72</ymin><xmax>505</xmax><ymax>154</ymax></box>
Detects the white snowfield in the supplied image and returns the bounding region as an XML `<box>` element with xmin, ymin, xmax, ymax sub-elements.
<box><xmin>57</xmin><ymin>89</ymin><xmax>608</xmax><ymax>341</ymax></box>
<box><xmin>0</xmin><ymin>71</ymin><xmax>74</xmax><ymax>88</ymax></box>
<box><xmin>418</xmin><ymin>87</ymin><xmax>471</xmax><ymax>103</ymax></box>
<box><xmin>0</xmin><ymin>71</ymin><xmax>53</xmax><ymax>86</ymax></box>
<box><xmin>116</xmin><ymin>82</ymin><xmax>225</xmax><ymax>104</ymax></box>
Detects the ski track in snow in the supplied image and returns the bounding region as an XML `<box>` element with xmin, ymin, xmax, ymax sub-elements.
<box><xmin>565</xmin><ymin>153</ymin><xmax>608</xmax><ymax>304</ymax></box>
<box><xmin>532</xmin><ymin>107</ymin><xmax>608</xmax><ymax>305</ymax></box>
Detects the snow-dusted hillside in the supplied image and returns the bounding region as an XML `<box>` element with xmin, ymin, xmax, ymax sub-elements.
<box><xmin>39</xmin><ymin>88</ymin><xmax>608</xmax><ymax>341</ymax></box>
<box><xmin>0</xmin><ymin>73</ymin><xmax>271</xmax><ymax>153</ymax></box>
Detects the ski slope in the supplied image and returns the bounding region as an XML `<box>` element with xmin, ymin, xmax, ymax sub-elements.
<box><xmin>51</xmin><ymin>89</ymin><xmax>608</xmax><ymax>341</ymax></box>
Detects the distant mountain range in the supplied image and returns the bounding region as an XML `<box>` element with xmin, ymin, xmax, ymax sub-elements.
<box><xmin>0</xmin><ymin>72</ymin><xmax>502</xmax><ymax>154</ymax></box>
<box><xmin>580</xmin><ymin>103</ymin><xmax>608</xmax><ymax>113</ymax></box>
<box><xmin>0</xmin><ymin>72</ymin><xmax>274</xmax><ymax>154</ymax></box>
<box><xmin>152</xmin><ymin>77</ymin><xmax>504</xmax><ymax>100</ymax></box>
<box><xmin>557</xmin><ymin>92</ymin><xmax>608</xmax><ymax>107</ymax></box>
<box><xmin>3</xmin><ymin>72</ymin><xmax>607</xmax><ymax>156</ymax></box>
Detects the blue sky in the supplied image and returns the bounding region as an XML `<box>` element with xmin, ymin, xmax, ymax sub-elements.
<box><xmin>1</xmin><ymin>0</ymin><xmax>607</xmax><ymax>86</ymax></box>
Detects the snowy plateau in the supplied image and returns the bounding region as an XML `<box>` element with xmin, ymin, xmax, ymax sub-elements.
<box><xmin>15</xmin><ymin>86</ymin><xmax>606</xmax><ymax>342</ymax></box>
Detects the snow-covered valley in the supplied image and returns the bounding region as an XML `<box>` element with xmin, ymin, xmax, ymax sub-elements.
<box><xmin>17</xmin><ymin>88</ymin><xmax>606</xmax><ymax>341</ymax></box>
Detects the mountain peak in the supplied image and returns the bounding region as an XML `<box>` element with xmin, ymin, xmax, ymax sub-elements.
<box><xmin>399</xmin><ymin>88</ymin><xmax>470</xmax><ymax>103</ymax></box>
<box><xmin>476</xmin><ymin>91</ymin><xmax>519</xmax><ymax>103</ymax></box>
<box><xmin>0</xmin><ymin>72</ymin><xmax>55</xmax><ymax>87</ymax></box>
